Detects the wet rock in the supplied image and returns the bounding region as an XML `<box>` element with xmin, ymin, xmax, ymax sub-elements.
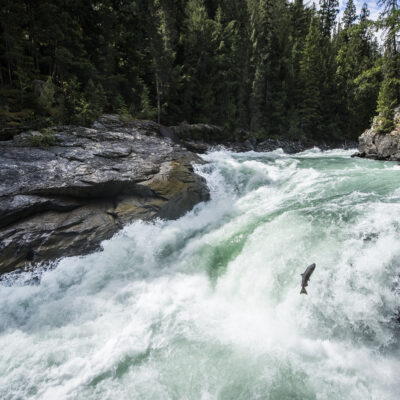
<box><xmin>169</xmin><ymin>123</ymin><xmax>224</xmax><ymax>142</ymax></box>
<box><xmin>180</xmin><ymin>140</ymin><xmax>209</xmax><ymax>154</ymax></box>
<box><xmin>257</xmin><ymin>139</ymin><xmax>307</xmax><ymax>154</ymax></box>
<box><xmin>0</xmin><ymin>116</ymin><xmax>209</xmax><ymax>274</ymax></box>
<box><xmin>169</xmin><ymin>123</ymin><xmax>353</xmax><ymax>154</ymax></box>
<box><xmin>356</xmin><ymin>106</ymin><xmax>400</xmax><ymax>161</ymax></box>
<box><xmin>244</xmin><ymin>138</ymin><xmax>256</xmax><ymax>151</ymax></box>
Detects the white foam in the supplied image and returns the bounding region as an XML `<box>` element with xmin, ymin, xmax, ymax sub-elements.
<box><xmin>1</xmin><ymin>149</ymin><xmax>400</xmax><ymax>399</ymax></box>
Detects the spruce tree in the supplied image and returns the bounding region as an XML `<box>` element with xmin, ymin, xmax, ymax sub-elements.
<box><xmin>0</xmin><ymin>0</ymin><xmax>389</xmax><ymax>142</ymax></box>
<box><xmin>343</xmin><ymin>0</ymin><xmax>357</xmax><ymax>29</ymax></box>
<box><xmin>336</xmin><ymin>17</ymin><xmax>380</xmax><ymax>137</ymax></box>
<box><xmin>299</xmin><ymin>16</ymin><xmax>324</xmax><ymax>138</ymax></box>
<box><xmin>319</xmin><ymin>0</ymin><xmax>339</xmax><ymax>37</ymax></box>
<box><xmin>376</xmin><ymin>79</ymin><xmax>397</xmax><ymax>133</ymax></box>
<box><xmin>247</xmin><ymin>0</ymin><xmax>273</xmax><ymax>132</ymax></box>
<box><xmin>359</xmin><ymin>3</ymin><xmax>370</xmax><ymax>23</ymax></box>
<box><xmin>287</xmin><ymin>0</ymin><xmax>310</xmax><ymax>137</ymax></box>
<box><xmin>376</xmin><ymin>0</ymin><xmax>400</xmax><ymax>131</ymax></box>
<box><xmin>145</xmin><ymin>0</ymin><xmax>179</xmax><ymax>124</ymax></box>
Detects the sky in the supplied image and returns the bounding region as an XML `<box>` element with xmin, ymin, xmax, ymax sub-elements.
<box><xmin>304</xmin><ymin>0</ymin><xmax>384</xmax><ymax>42</ymax></box>
<box><xmin>306</xmin><ymin>1</ymin><xmax>382</xmax><ymax>22</ymax></box>
<box><xmin>337</xmin><ymin>0</ymin><xmax>384</xmax><ymax>43</ymax></box>
<box><xmin>338</xmin><ymin>0</ymin><xmax>382</xmax><ymax>21</ymax></box>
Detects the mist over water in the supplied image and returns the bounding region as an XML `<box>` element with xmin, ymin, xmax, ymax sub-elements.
<box><xmin>1</xmin><ymin>148</ymin><xmax>400</xmax><ymax>400</ymax></box>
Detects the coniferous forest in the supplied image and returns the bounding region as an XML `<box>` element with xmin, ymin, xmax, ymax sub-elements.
<box><xmin>0</xmin><ymin>0</ymin><xmax>399</xmax><ymax>142</ymax></box>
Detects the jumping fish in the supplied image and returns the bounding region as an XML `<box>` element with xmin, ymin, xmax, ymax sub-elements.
<box><xmin>300</xmin><ymin>263</ymin><xmax>316</xmax><ymax>295</ymax></box>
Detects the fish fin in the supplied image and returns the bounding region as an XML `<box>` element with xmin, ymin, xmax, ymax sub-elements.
<box><xmin>300</xmin><ymin>287</ymin><xmax>307</xmax><ymax>295</ymax></box>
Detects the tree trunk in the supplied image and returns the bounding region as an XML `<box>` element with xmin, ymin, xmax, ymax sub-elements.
<box><xmin>4</xmin><ymin>36</ymin><xmax>12</xmax><ymax>84</ymax></box>
<box><xmin>156</xmin><ymin>72</ymin><xmax>161</xmax><ymax>124</ymax></box>
<box><xmin>27</xmin><ymin>0</ymin><xmax>39</xmax><ymax>71</ymax></box>
<box><xmin>51</xmin><ymin>40</ymin><xmax>58</xmax><ymax>78</ymax></box>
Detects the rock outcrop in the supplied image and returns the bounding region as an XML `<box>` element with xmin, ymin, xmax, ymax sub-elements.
<box><xmin>0</xmin><ymin>115</ymin><xmax>209</xmax><ymax>274</ymax></box>
<box><xmin>354</xmin><ymin>106</ymin><xmax>400</xmax><ymax>161</ymax></box>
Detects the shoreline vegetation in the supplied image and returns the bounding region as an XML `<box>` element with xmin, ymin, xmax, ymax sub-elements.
<box><xmin>1</xmin><ymin>0</ymin><xmax>399</xmax><ymax>144</ymax></box>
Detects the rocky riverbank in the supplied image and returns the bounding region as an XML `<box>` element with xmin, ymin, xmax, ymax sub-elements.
<box><xmin>353</xmin><ymin>106</ymin><xmax>400</xmax><ymax>161</ymax></box>
<box><xmin>1</xmin><ymin>115</ymin><xmax>360</xmax><ymax>275</ymax></box>
<box><xmin>171</xmin><ymin>123</ymin><xmax>357</xmax><ymax>154</ymax></box>
<box><xmin>0</xmin><ymin>116</ymin><xmax>209</xmax><ymax>275</ymax></box>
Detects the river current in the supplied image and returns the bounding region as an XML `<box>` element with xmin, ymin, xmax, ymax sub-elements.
<box><xmin>1</xmin><ymin>148</ymin><xmax>400</xmax><ymax>399</ymax></box>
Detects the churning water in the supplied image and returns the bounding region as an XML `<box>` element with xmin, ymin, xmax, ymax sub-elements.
<box><xmin>1</xmin><ymin>149</ymin><xmax>400</xmax><ymax>400</ymax></box>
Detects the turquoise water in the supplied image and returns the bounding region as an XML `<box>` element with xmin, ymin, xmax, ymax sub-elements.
<box><xmin>1</xmin><ymin>148</ymin><xmax>400</xmax><ymax>399</ymax></box>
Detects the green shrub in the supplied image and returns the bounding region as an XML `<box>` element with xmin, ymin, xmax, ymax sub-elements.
<box><xmin>37</xmin><ymin>78</ymin><xmax>56</xmax><ymax>115</ymax></box>
<box><xmin>138</xmin><ymin>85</ymin><xmax>158</xmax><ymax>120</ymax></box>
<box><xmin>30</xmin><ymin>128</ymin><xmax>57</xmax><ymax>148</ymax></box>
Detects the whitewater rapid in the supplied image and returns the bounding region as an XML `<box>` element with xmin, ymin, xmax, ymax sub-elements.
<box><xmin>1</xmin><ymin>148</ymin><xmax>400</xmax><ymax>399</ymax></box>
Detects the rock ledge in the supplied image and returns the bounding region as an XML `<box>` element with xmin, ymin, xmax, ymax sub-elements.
<box><xmin>0</xmin><ymin>116</ymin><xmax>209</xmax><ymax>274</ymax></box>
<box><xmin>354</xmin><ymin>106</ymin><xmax>400</xmax><ymax>161</ymax></box>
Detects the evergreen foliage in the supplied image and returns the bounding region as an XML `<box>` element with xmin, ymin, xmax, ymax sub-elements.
<box><xmin>0</xmin><ymin>0</ymin><xmax>396</xmax><ymax>142</ymax></box>
<box><xmin>319</xmin><ymin>0</ymin><xmax>339</xmax><ymax>37</ymax></box>
<box><xmin>376</xmin><ymin>0</ymin><xmax>400</xmax><ymax>132</ymax></box>
<box><xmin>376</xmin><ymin>78</ymin><xmax>398</xmax><ymax>133</ymax></box>
<box><xmin>360</xmin><ymin>2</ymin><xmax>371</xmax><ymax>23</ymax></box>
<box><xmin>343</xmin><ymin>0</ymin><xmax>358</xmax><ymax>29</ymax></box>
<box><xmin>299</xmin><ymin>16</ymin><xmax>324</xmax><ymax>138</ymax></box>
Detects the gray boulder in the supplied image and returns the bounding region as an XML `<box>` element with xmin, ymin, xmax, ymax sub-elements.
<box><xmin>357</xmin><ymin>106</ymin><xmax>400</xmax><ymax>161</ymax></box>
<box><xmin>0</xmin><ymin>116</ymin><xmax>209</xmax><ymax>274</ymax></box>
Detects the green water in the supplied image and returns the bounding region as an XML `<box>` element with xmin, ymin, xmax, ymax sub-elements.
<box><xmin>0</xmin><ymin>148</ymin><xmax>399</xmax><ymax>399</ymax></box>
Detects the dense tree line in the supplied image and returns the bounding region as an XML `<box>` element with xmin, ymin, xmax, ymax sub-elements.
<box><xmin>0</xmin><ymin>0</ymin><xmax>398</xmax><ymax>141</ymax></box>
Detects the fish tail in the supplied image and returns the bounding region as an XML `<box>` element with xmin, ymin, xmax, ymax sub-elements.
<box><xmin>300</xmin><ymin>287</ymin><xmax>308</xmax><ymax>295</ymax></box>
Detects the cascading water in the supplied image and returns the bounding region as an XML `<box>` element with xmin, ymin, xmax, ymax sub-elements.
<box><xmin>1</xmin><ymin>148</ymin><xmax>400</xmax><ymax>400</ymax></box>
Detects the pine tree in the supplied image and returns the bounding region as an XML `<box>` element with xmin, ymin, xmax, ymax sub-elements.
<box><xmin>0</xmin><ymin>0</ymin><xmax>389</xmax><ymax>142</ymax></box>
<box><xmin>180</xmin><ymin>0</ymin><xmax>220</xmax><ymax>124</ymax></box>
<box><xmin>319</xmin><ymin>0</ymin><xmax>339</xmax><ymax>37</ymax></box>
<box><xmin>343</xmin><ymin>0</ymin><xmax>357</xmax><ymax>29</ymax></box>
<box><xmin>247</xmin><ymin>0</ymin><xmax>273</xmax><ymax>131</ymax></box>
<box><xmin>376</xmin><ymin>0</ymin><xmax>400</xmax><ymax>131</ymax></box>
<box><xmin>359</xmin><ymin>2</ymin><xmax>370</xmax><ymax>23</ymax></box>
<box><xmin>265</xmin><ymin>0</ymin><xmax>293</xmax><ymax>136</ymax></box>
<box><xmin>336</xmin><ymin>18</ymin><xmax>380</xmax><ymax>137</ymax></box>
<box><xmin>378</xmin><ymin>0</ymin><xmax>400</xmax><ymax>74</ymax></box>
<box><xmin>218</xmin><ymin>0</ymin><xmax>251</xmax><ymax>129</ymax></box>
<box><xmin>299</xmin><ymin>15</ymin><xmax>324</xmax><ymax>138</ymax></box>
<box><xmin>145</xmin><ymin>0</ymin><xmax>180</xmax><ymax>124</ymax></box>
<box><xmin>376</xmin><ymin>78</ymin><xmax>397</xmax><ymax>133</ymax></box>
<box><xmin>288</xmin><ymin>0</ymin><xmax>311</xmax><ymax>133</ymax></box>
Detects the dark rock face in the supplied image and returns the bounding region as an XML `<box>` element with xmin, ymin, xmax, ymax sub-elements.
<box><xmin>0</xmin><ymin>116</ymin><xmax>209</xmax><ymax>274</ymax></box>
<box><xmin>354</xmin><ymin>106</ymin><xmax>400</xmax><ymax>161</ymax></box>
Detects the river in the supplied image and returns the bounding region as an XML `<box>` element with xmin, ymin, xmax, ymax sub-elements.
<box><xmin>1</xmin><ymin>148</ymin><xmax>400</xmax><ymax>399</ymax></box>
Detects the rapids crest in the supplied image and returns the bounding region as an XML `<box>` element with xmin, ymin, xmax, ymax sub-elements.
<box><xmin>1</xmin><ymin>148</ymin><xmax>400</xmax><ymax>400</ymax></box>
